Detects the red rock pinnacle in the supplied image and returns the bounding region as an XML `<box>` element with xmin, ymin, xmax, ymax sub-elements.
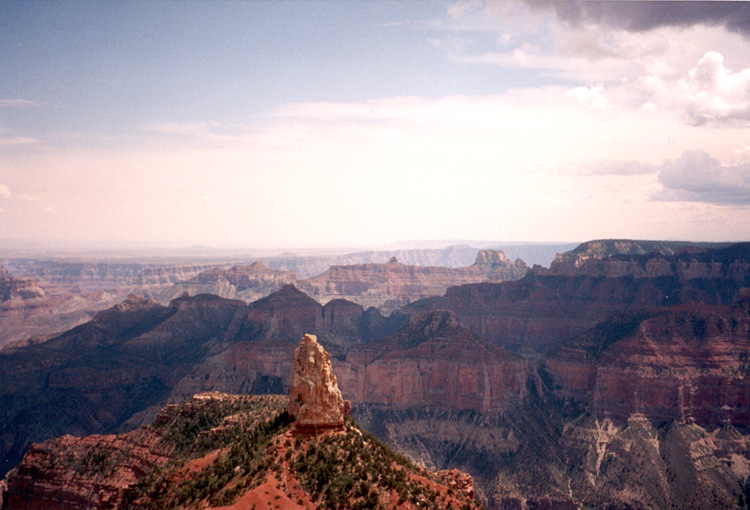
<box><xmin>288</xmin><ymin>334</ymin><xmax>345</xmax><ymax>431</ymax></box>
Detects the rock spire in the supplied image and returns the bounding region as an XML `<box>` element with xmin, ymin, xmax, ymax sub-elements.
<box><xmin>289</xmin><ymin>334</ymin><xmax>345</xmax><ymax>430</ymax></box>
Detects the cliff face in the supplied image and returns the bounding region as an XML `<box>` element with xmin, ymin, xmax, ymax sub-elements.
<box><xmin>0</xmin><ymin>261</ymin><xmax>233</xmax><ymax>349</ymax></box>
<box><xmin>548</xmin><ymin>239</ymin><xmax>702</xmax><ymax>267</ymax></box>
<box><xmin>545</xmin><ymin>295</ymin><xmax>750</xmax><ymax>429</ymax></box>
<box><xmin>339</xmin><ymin>310</ymin><xmax>528</xmax><ymax>414</ymax></box>
<box><xmin>3</xmin><ymin>427</ymin><xmax>173</xmax><ymax>510</ymax></box>
<box><xmin>540</xmin><ymin>239</ymin><xmax>745</xmax><ymax>279</ymax></box>
<box><xmin>0</xmin><ymin>268</ymin><xmax>80</xmax><ymax>349</ymax></box>
<box><xmin>559</xmin><ymin>413</ymin><xmax>750</xmax><ymax>510</ymax></box>
<box><xmin>405</xmin><ymin>245</ymin><xmax>750</xmax><ymax>354</ymax></box>
<box><xmin>0</xmin><ymin>249</ymin><xmax>525</xmax><ymax>347</ymax></box>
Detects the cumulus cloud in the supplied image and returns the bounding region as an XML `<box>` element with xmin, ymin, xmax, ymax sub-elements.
<box><xmin>566</xmin><ymin>83</ymin><xmax>608</xmax><ymax>109</ymax></box>
<box><xmin>655</xmin><ymin>150</ymin><xmax>750</xmax><ymax>204</ymax></box>
<box><xmin>0</xmin><ymin>183</ymin><xmax>10</xmax><ymax>199</ymax></box>
<box><xmin>676</xmin><ymin>51</ymin><xmax>750</xmax><ymax>126</ymax></box>
<box><xmin>530</xmin><ymin>1</ymin><xmax>750</xmax><ymax>37</ymax></box>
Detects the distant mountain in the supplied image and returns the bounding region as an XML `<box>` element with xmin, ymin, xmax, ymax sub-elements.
<box><xmin>261</xmin><ymin>243</ymin><xmax>571</xmax><ymax>277</ymax></box>
<box><xmin>298</xmin><ymin>250</ymin><xmax>528</xmax><ymax>312</ymax></box>
<box><xmin>0</xmin><ymin>244</ymin><xmax>550</xmax><ymax>346</ymax></box>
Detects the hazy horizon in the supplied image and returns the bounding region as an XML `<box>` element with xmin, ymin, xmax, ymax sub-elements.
<box><xmin>0</xmin><ymin>236</ymin><xmax>582</xmax><ymax>259</ymax></box>
<box><xmin>2</xmin><ymin>1</ymin><xmax>750</xmax><ymax>249</ymax></box>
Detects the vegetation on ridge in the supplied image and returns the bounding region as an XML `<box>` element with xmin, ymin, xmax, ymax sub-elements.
<box><xmin>65</xmin><ymin>393</ymin><xmax>482</xmax><ymax>510</ymax></box>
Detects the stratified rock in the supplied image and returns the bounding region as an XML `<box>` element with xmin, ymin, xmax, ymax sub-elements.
<box><xmin>473</xmin><ymin>249</ymin><xmax>510</xmax><ymax>267</ymax></box>
<box><xmin>298</xmin><ymin>250</ymin><xmax>527</xmax><ymax>312</ymax></box>
<box><xmin>405</xmin><ymin>243</ymin><xmax>750</xmax><ymax>353</ymax></box>
<box><xmin>288</xmin><ymin>334</ymin><xmax>345</xmax><ymax>430</ymax></box>
<box><xmin>545</xmin><ymin>294</ymin><xmax>750</xmax><ymax>428</ymax></box>
<box><xmin>339</xmin><ymin>310</ymin><xmax>528</xmax><ymax>414</ymax></box>
<box><xmin>156</xmin><ymin>262</ymin><xmax>298</xmax><ymax>304</ymax></box>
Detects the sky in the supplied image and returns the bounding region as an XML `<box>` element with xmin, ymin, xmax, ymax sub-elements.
<box><xmin>1</xmin><ymin>0</ymin><xmax>750</xmax><ymax>250</ymax></box>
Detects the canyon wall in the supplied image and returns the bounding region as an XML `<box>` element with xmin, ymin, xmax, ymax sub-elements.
<box><xmin>3</xmin><ymin>241</ymin><xmax>750</xmax><ymax>509</ymax></box>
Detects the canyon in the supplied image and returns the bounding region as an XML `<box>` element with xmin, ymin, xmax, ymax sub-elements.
<box><xmin>0</xmin><ymin>247</ymin><xmax>528</xmax><ymax>349</ymax></box>
<box><xmin>1</xmin><ymin>240</ymin><xmax>750</xmax><ymax>509</ymax></box>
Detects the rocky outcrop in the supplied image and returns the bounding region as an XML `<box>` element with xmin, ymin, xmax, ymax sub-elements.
<box><xmin>288</xmin><ymin>334</ymin><xmax>346</xmax><ymax>430</ymax></box>
<box><xmin>0</xmin><ymin>268</ymin><xmax>45</xmax><ymax>302</ymax></box>
<box><xmin>3</xmin><ymin>428</ymin><xmax>172</xmax><ymax>510</ymax></box>
<box><xmin>299</xmin><ymin>250</ymin><xmax>527</xmax><ymax>312</ymax></box>
<box><xmin>558</xmin><ymin>414</ymin><xmax>750</xmax><ymax>510</ymax></box>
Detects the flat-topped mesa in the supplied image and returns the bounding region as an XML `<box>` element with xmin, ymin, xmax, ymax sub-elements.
<box><xmin>289</xmin><ymin>334</ymin><xmax>346</xmax><ymax>433</ymax></box>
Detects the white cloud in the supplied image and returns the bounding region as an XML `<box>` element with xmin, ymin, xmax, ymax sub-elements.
<box><xmin>676</xmin><ymin>51</ymin><xmax>750</xmax><ymax>126</ymax></box>
<box><xmin>0</xmin><ymin>183</ymin><xmax>11</xmax><ymax>199</ymax></box>
<box><xmin>566</xmin><ymin>83</ymin><xmax>608</xmax><ymax>110</ymax></box>
<box><xmin>199</xmin><ymin>195</ymin><xmax>211</xmax><ymax>206</ymax></box>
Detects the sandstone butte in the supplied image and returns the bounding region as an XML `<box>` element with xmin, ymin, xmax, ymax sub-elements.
<box><xmin>288</xmin><ymin>333</ymin><xmax>347</xmax><ymax>432</ymax></box>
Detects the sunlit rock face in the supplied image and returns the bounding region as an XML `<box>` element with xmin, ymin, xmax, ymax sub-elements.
<box><xmin>288</xmin><ymin>334</ymin><xmax>345</xmax><ymax>428</ymax></box>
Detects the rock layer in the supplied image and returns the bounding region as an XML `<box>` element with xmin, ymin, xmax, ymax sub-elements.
<box><xmin>545</xmin><ymin>294</ymin><xmax>750</xmax><ymax>429</ymax></box>
<box><xmin>339</xmin><ymin>310</ymin><xmax>528</xmax><ymax>414</ymax></box>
